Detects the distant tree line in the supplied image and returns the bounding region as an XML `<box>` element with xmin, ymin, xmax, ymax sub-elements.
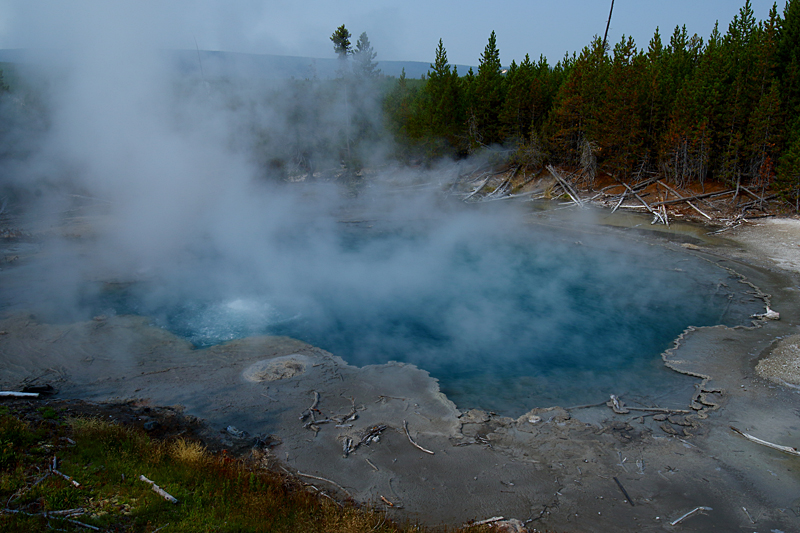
<box><xmin>383</xmin><ymin>0</ymin><xmax>800</xmax><ymax>206</ymax></box>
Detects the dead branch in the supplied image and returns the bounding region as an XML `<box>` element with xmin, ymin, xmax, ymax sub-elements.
<box><xmin>611</xmin><ymin>192</ymin><xmax>627</xmax><ymax>213</ymax></box>
<box><xmin>359</xmin><ymin>425</ymin><xmax>387</xmax><ymax>447</ymax></box>
<box><xmin>607</xmin><ymin>395</ymin><xmax>630</xmax><ymax>414</ymax></box>
<box><xmin>627</xmin><ymin>407</ymin><xmax>691</xmax><ymax>414</ymax></box>
<box><xmin>547</xmin><ymin>165</ymin><xmax>584</xmax><ymax>207</ymax></box>
<box><xmin>656</xmin><ymin>180</ymin><xmax>712</xmax><ymax>220</ymax></box>
<box><xmin>730</xmin><ymin>426</ymin><xmax>800</xmax><ymax>457</ymax></box>
<box><xmin>295</xmin><ymin>471</ymin><xmax>351</xmax><ymax>497</ymax></box>
<box><xmin>470</xmin><ymin>516</ymin><xmax>505</xmax><ymax>527</ymax></box>
<box><xmin>139</xmin><ymin>475</ymin><xmax>179</xmax><ymax>504</ymax></box>
<box><xmin>45</xmin><ymin>508</ymin><xmax>85</xmax><ymax>517</ymax></box>
<box><xmin>52</xmin><ymin>469</ymin><xmax>80</xmax><ymax>488</ymax></box>
<box><xmin>463</xmin><ymin>174</ymin><xmax>493</xmax><ymax>201</ymax></box>
<box><xmin>564</xmin><ymin>401</ymin><xmax>608</xmax><ymax>411</ymax></box>
<box><xmin>619</xmin><ymin>181</ymin><xmax>664</xmax><ymax>224</ymax></box>
<box><xmin>651</xmin><ymin>189</ymin><xmax>735</xmax><ymax>207</ymax></box>
<box><xmin>613</xmin><ymin>477</ymin><xmax>634</xmax><ymax>506</ymax></box>
<box><xmin>299</xmin><ymin>391</ymin><xmax>320</xmax><ymax>421</ymax></box>
<box><xmin>2</xmin><ymin>508</ymin><xmax>99</xmax><ymax>530</ymax></box>
<box><xmin>379</xmin><ymin>495</ymin><xmax>396</xmax><ymax>507</ymax></box>
<box><xmin>403</xmin><ymin>420</ymin><xmax>435</xmax><ymax>455</ymax></box>
<box><xmin>670</xmin><ymin>506</ymin><xmax>712</xmax><ymax>526</ymax></box>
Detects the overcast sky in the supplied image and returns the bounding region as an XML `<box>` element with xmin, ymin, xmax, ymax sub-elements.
<box><xmin>0</xmin><ymin>1</ymin><xmax>782</xmax><ymax>67</ymax></box>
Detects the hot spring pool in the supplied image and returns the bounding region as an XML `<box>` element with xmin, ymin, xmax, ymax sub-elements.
<box><xmin>82</xmin><ymin>211</ymin><xmax>763</xmax><ymax>416</ymax></box>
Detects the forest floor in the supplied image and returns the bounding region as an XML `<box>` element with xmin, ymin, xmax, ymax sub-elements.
<box><xmin>1</xmin><ymin>172</ymin><xmax>800</xmax><ymax>533</ymax></box>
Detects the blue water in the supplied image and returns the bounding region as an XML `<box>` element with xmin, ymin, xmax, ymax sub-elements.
<box><xmin>87</xmin><ymin>218</ymin><xmax>760</xmax><ymax>416</ymax></box>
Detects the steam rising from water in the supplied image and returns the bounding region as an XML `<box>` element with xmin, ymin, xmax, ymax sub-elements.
<box><xmin>0</xmin><ymin>5</ymin><xmax>761</xmax><ymax>415</ymax></box>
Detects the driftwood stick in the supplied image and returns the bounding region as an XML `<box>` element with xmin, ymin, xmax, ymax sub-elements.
<box><xmin>463</xmin><ymin>175</ymin><xmax>493</xmax><ymax>201</ymax></box>
<box><xmin>739</xmin><ymin>186</ymin><xmax>765</xmax><ymax>202</ymax></box>
<box><xmin>620</xmin><ymin>181</ymin><xmax>664</xmax><ymax>224</ymax></box>
<box><xmin>656</xmin><ymin>180</ymin><xmax>712</xmax><ymax>220</ymax></box>
<box><xmin>670</xmin><ymin>506</ymin><xmax>712</xmax><ymax>526</ymax></box>
<box><xmin>651</xmin><ymin>190</ymin><xmax>735</xmax><ymax>206</ymax></box>
<box><xmin>379</xmin><ymin>495</ymin><xmax>396</xmax><ymax>507</ymax></box>
<box><xmin>61</xmin><ymin>518</ymin><xmax>100</xmax><ymax>530</ymax></box>
<box><xmin>471</xmin><ymin>516</ymin><xmax>505</xmax><ymax>526</ymax></box>
<box><xmin>299</xmin><ymin>391</ymin><xmax>321</xmax><ymax>421</ymax></box>
<box><xmin>547</xmin><ymin>165</ymin><xmax>583</xmax><ymax>207</ymax></box>
<box><xmin>613</xmin><ymin>477</ymin><xmax>635</xmax><ymax>506</ymax></box>
<box><xmin>2</xmin><ymin>509</ymin><xmax>99</xmax><ymax>530</ymax></box>
<box><xmin>730</xmin><ymin>426</ymin><xmax>800</xmax><ymax>457</ymax></box>
<box><xmin>627</xmin><ymin>407</ymin><xmax>692</xmax><ymax>414</ymax></box>
<box><xmin>295</xmin><ymin>471</ymin><xmax>351</xmax><ymax>497</ymax></box>
<box><xmin>564</xmin><ymin>401</ymin><xmax>608</xmax><ymax>411</ymax></box>
<box><xmin>403</xmin><ymin>420</ymin><xmax>435</xmax><ymax>455</ymax></box>
<box><xmin>45</xmin><ymin>508</ymin><xmax>85</xmax><ymax>517</ymax></box>
<box><xmin>52</xmin><ymin>469</ymin><xmax>80</xmax><ymax>488</ymax></box>
<box><xmin>139</xmin><ymin>475</ymin><xmax>178</xmax><ymax>504</ymax></box>
<box><xmin>607</xmin><ymin>395</ymin><xmax>630</xmax><ymax>414</ymax></box>
<box><xmin>611</xmin><ymin>192</ymin><xmax>627</xmax><ymax>213</ymax></box>
<box><xmin>0</xmin><ymin>391</ymin><xmax>39</xmax><ymax>398</ymax></box>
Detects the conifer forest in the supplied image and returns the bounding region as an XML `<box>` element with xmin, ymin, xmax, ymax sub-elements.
<box><xmin>382</xmin><ymin>0</ymin><xmax>800</xmax><ymax>209</ymax></box>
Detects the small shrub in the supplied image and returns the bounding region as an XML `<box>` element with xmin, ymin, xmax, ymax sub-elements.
<box><xmin>169</xmin><ymin>438</ymin><xmax>207</xmax><ymax>465</ymax></box>
<box><xmin>37</xmin><ymin>407</ymin><xmax>58</xmax><ymax>420</ymax></box>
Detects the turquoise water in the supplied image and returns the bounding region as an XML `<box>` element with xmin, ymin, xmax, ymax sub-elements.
<box><xmin>87</xmin><ymin>216</ymin><xmax>760</xmax><ymax>416</ymax></box>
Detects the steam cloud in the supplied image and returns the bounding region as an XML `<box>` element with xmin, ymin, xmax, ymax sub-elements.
<box><xmin>0</xmin><ymin>3</ymin><xmax>758</xmax><ymax>414</ymax></box>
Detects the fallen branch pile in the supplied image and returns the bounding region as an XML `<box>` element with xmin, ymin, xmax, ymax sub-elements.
<box><xmin>451</xmin><ymin>163</ymin><xmax>785</xmax><ymax>227</ymax></box>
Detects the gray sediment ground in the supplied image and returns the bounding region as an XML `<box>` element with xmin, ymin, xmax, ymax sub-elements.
<box><xmin>1</xmin><ymin>210</ymin><xmax>799</xmax><ymax>532</ymax></box>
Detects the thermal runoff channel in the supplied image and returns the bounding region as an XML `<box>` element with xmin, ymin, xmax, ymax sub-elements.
<box><xmin>84</xmin><ymin>199</ymin><xmax>760</xmax><ymax>416</ymax></box>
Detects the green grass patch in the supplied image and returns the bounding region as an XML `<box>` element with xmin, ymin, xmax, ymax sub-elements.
<box><xmin>0</xmin><ymin>407</ymin><xmax>494</xmax><ymax>532</ymax></box>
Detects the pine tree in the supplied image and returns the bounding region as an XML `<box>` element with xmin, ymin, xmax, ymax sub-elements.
<box><xmin>473</xmin><ymin>31</ymin><xmax>504</xmax><ymax>146</ymax></box>
<box><xmin>742</xmin><ymin>4</ymin><xmax>784</xmax><ymax>190</ymax></box>
<box><xmin>717</xmin><ymin>0</ymin><xmax>761</xmax><ymax>187</ymax></box>
<box><xmin>331</xmin><ymin>25</ymin><xmax>352</xmax><ymax>60</ymax></box>
<box><xmin>776</xmin><ymin>0</ymin><xmax>800</xmax><ymax>206</ymax></box>
<box><xmin>597</xmin><ymin>35</ymin><xmax>647</xmax><ymax>178</ymax></box>
<box><xmin>546</xmin><ymin>37</ymin><xmax>609</xmax><ymax>165</ymax></box>
<box><xmin>353</xmin><ymin>32</ymin><xmax>380</xmax><ymax>79</ymax></box>
<box><xmin>423</xmin><ymin>39</ymin><xmax>462</xmax><ymax>155</ymax></box>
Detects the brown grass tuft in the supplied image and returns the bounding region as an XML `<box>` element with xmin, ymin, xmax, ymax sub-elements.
<box><xmin>169</xmin><ymin>437</ymin><xmax>207</xmax><ymax>465</ymax></box>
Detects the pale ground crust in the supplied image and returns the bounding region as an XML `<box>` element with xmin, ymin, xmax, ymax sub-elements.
<box><xmin>729</xmin><ymin>218</ymin><xmax>800</xmax><ymax>386</ymax></box>
<box><xmin>2</xmin><ymin>215</ymin><xmax>800</xmax><ymax>532</ymax></box>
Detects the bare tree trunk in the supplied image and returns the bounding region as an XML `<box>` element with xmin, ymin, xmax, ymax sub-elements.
<box><xmin>602</xmin><ymin>0</ymin><xmax>615</xmax><ymax>51</ymax></box>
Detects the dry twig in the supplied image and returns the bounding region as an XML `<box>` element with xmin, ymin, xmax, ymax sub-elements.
<box><xmin>670</xmin><ymin>506</ymin><xmax>712</xmax><ymax>526</ymax></box>
<box><xmin>403</xmin><ymin>420</ymin><xmax>434</xmax><ymax>455</ymax></box>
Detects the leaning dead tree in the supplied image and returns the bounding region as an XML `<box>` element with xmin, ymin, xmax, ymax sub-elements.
<box><xmin>602</xmin><ymin>0</ymin><xmax>616</xmax><ymax>51</ymax></box>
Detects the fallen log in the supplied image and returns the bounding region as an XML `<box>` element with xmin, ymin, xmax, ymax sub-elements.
<box><xmin>651</xmin><ymin>189</ymin><xmax>735</xmax><ymax>207</ymax></box>
<box><xmin>730</xmin><ymin>426</ymin><xmax>800</xmax><ymax>456</ymax></box>
<box><xmin>547</xmin><ymin>165</ymin><xmax>584</xmax><ymax>207</ymax></box>
<box><xmin>620</xmin><ymin>181</ymin><xmax>665</xmax><ymax>224</ymax></box>
<box><xmin>139</xmin><ymin>475</ymin><xmax>179</xmax><ymax>504</ymax></box>
<box><xmin>611</xmin><ymin>192</ymin><xmax>627</xmax><ymax>213</ymax></box>
<box><xmin>0</xmin><ymin>392</ymin><xmax>39</xmax><ymax>398</ymax></box>
<box><xmin>656</xmin><ymin>180</ymin><xmax>712</xmax><ymax>220</ymax></box>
